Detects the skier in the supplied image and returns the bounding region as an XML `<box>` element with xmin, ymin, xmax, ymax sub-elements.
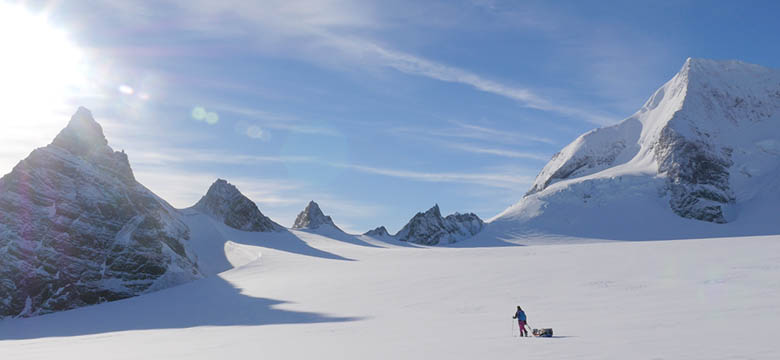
<box><xmin>512</xmin><ymin>306</ymin><xmax>528</xmax><ymax>337</ymax></box>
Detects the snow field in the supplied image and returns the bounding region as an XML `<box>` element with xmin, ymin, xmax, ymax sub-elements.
<box><xmin>1</xmin><ymin>222</ymin><xmax>778</xmax><ymax>360</ymax></box>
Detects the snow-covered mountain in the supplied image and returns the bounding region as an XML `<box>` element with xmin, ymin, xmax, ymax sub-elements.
<box><xmin>191</xmin><ymin>179</ymin><xmax>281</xmax><ymax>232</ymax></box>
<box><xmin>396</xmin><ymin>204</ymin><xmax>484</xmax><ymax>245</ymax></box>
<box><xmin>490</xmin><ymin>58</ymin><xmax>780</xmax><ymax>240</ymax></box>
<box><xmin>292</xmin><ymin>201</ymin><xmax>343</xmax><ymax>232</ymax></box>
<box><xmin>0</xmin><ymin>108</ymin><xmax>201</xmax><ymax>319</ymax></box>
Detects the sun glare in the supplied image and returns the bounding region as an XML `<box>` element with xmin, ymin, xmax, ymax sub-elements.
<box><xmin>0</xmin><ymin>4</ymin><xmax>88</xmax><ymax>172</ymax></box>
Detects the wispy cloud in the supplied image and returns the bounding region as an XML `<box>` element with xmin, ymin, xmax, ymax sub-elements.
<box><xmin>391</xmin><ymin>121</ymin><xmax>557</xmax><ymax>147</ymax></box>
<box><xmin>83</xmin><ymin>0</ymin><xmax>617</xmax><ymax>125</ymax></box>
<box><xmin>127</xmin><ymin>144</ymin><xmax>532</xmax><ymax>190</ymax></box>
<box><xmin>125</xmin><ymin>147</ymin><xmax>315</xmax><ymax>167</ymax></box>
<box><xmin>388</xmin><ymin>121</ymin><xmax>554</xmax><ymax>161</ymax></box>
<box><xmin>215</xmin><ymin>104</ymin><xmax>343</xmax><ymax>137</ymax></box>
<box><xmin>332</xmin><ymin>162</ymin><xmax>533</xmax><ymax>189</ymax></box>
<box><xmin>444</xmin><ymin>143</ymin><xmax>550</xmax><ymax>161</ymax></box>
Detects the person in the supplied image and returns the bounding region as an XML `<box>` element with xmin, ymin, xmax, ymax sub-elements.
<box><xmin>512</xmin><ymin>306</ymin><xmax>528</xmax><ymax>337</ymax></box>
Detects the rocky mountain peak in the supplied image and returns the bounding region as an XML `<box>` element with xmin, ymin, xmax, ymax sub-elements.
<box><xmin>396</xmin><ymin>205</ymin><xmax>484</xmax><ymax>245</ymax></box>
<box><xmin>203</xmin><ymin>179</ymin><xmax>240</xmax><ymax>200</ymax></box>
<box><xmin>292</xmin><ymin>201</ymin><xmax>339</xmax><ymax>230</ymax></box>
<box><xmin>193</xmin><ymin>179</ymin><xmax>280</xmax><ymax>232</ymax></box>
<box><xmin>51</xmin><ymin>106</ymin><xmax>109</xmax><ymax>156</ymax></box>
<box><xmin>364</xmin><ymin>226</ymin><xmax>390</xmax><ymax>237</ymax></box>
<box><xmin>493</xmin><ymin>58</ymin><xmax>780</xmax><ymax>235</ymax></box>
<box><xmin>0</xmin><ymin>108</ymin><xmax>200</xmax><ymax>319</ymax></box>
<box><xmin>424</xmin><ymin>204</ymin><xmax>442</xmax><ymax>217</ymax></box>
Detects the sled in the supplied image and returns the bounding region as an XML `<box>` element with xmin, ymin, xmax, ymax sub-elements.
<box><xmin>532</xmin><ymin>328</ymin><xmax>553</xmax><ymax>337</ymax></box>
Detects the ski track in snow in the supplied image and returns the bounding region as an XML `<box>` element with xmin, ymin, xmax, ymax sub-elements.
<box><xmin>0</xmin><ymin>216</ymin><xmax>778</xmax><ymax>360</ymax></box>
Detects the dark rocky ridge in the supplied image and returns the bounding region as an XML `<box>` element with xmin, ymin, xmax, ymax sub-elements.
<box><xmin>395</xmin><ymin>205</ymin><xmax>484</xmax><ymax>245</ymax></box>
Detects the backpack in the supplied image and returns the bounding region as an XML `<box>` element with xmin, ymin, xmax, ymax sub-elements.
<box><xmin>532</xmin><ymin>328</ymin><xmax>553</xmax><ymax>337</ymax></box>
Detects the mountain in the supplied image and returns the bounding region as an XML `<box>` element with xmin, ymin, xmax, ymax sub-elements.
<box><xmin>363</xmin><ymin>226</ymin><xmax>391</xmax><ymax>238</ymax></box>
<box><xmin>0</xmin><ymin>108</ymin><xmax>201</xmax><ymax>319</ymax></box>
<box><xmin>192</xmin><ymin>179</ymin><xmax>281</xmax><ymax>232</ymax></box>
<box><xmin>292</xmin><ymin>201</ymin><xmax>342</xmax><ymax>232</ymax></box>
<box><xmin>490</xmin><ymin>58</ymin><xmax>780</xmax><ymax>240</ymax></box>
<box><xmin>396</xmin><ymin>204</ymin><xmax>484</xmax><ymax>245</ymax></box>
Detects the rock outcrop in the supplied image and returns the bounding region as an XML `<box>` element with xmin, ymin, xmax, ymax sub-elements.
<box><xmin>396</xmin><ymin>205</ymin><xmax>484</xmax><ymax>245</ymax></box>
<box><xmin>363</xmin><ymin>226</ymin><xmax>391</xmax><ymax>238</ymax></box>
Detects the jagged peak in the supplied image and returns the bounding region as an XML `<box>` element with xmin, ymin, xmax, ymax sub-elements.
<box><xmin>423</xmin><ymin>204</ymin><xmax>442</xmax><ymax>218</ymax></box>
<box><xmin>292</xmin><ymin>200</ymin><xmax>339</xmax><ymax>230</ymax></box>
<box><xmin>203</xmin><ymin>178</ymin><xmax>241</xmax><ymax>200</ymax></box>
<box><xmin>397</xmin><ymin>204</ymin><xmax>484</xmax><ymax>245</ymax></box>
<box><xmin>193</xmin><ymin>178</ymin><xmax>280</xmax><ymax>232</ymax></box>
<box><xmin>52</xmin><ymin>107</ymin><xmax>109</xmax><ymax>155</ymax></box>
<box><xmin>364</xmin><ymin>226</ymin><xmax>390</xmax><ymax>237</ymax></box>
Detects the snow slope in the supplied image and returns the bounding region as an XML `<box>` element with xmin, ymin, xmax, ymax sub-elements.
<box><xmin>489</xmin><ymin>58</ymin><xmax>780</xmax><ymax>240</ymax></box>
<box><xmin>1</xmin><ymin>226</ymin><xmax>778</xmax><ymax>359</ymax></box>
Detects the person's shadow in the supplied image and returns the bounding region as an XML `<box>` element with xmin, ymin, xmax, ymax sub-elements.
<box><xmin>0</xmin><ymin>274</ymin><xmax>361</xmax><ymax>340</ymax></box>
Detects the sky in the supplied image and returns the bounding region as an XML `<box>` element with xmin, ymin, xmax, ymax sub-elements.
<box><xmin>1</xmin><ymin>0</ymin><xmax>779</xmax><ymax>233</ymax></box>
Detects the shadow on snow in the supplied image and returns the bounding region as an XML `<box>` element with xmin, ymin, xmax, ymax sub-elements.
<box><xmin>0</xmin><ymin>274</ymin><xmax>361</xmax><ymax>340</ymax></box>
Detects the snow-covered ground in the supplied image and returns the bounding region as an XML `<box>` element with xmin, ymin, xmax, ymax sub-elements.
<box><xmin>1</xmin><ymin>215</ymin><xmax>778</xmax><ymax>359</ymax></box>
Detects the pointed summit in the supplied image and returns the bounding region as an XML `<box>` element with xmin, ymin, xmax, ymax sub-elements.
<box><xmin>193</xmin><ymin>179</ymin><xmax>281</xmax><ymax>232</ymax></box>
<box><xmin>425</xmin><ymin>204</ymin><xmax>442</xmax><ymax>217</ymax></box>
<box><xmin>292</xmin><ymin>200</ymin><xmax>341</xmax><ymax>231</ymax></box>
<box><xmin>52</xmin><ymin>107</ymin><xmax>109</xmax><ymax>156</ymax></box>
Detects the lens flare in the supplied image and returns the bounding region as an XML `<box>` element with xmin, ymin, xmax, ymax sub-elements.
<box><xmin>0</xmin><ymin>3</ymin><xmax>89</xmax><ymax>174</ymax></box>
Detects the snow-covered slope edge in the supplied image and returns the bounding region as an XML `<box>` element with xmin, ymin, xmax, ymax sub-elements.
<box><xmin>0</xmin><ymin>108</ymin><xmax>202</xmax><ymax>319</ymax></box>
<box><xmin>489</xmin><ymin>58</ymin><xmax>780</xmax><ymax>241</ymax></box>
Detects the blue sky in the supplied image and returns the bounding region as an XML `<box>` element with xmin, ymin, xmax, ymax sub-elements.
<box><xmin>3</xmin><ymin>0</ymin><xmax>780</xmax><ymax>233</ymax></box>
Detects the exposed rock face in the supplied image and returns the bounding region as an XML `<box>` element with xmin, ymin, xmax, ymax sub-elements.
<box><xmin>193</xmin><ymin>179</ymin><xmax>281</xmax><ymax>232</ymax></box>
<box><xmin>292</xmin><ymin>201</ymin><xmax>341</xmax><ymax>231</ymax></box>
<box><xmin>0</xmin><ymin>107</ymin><xmax>201</xmax><ymax>319</ymax></box>
<box><xmin>656</xmin><ymin>126</ymin><xmax>735</xmax><ymax>222</ymax></box>
<box><xmin>396</xmin><ymin>205</ymin><xmax>484</xmax><ymax>245</ymax></box>
<box><xmin>364</xmin><ymin>226</ymin><xmax>390</xmax><ymax>237</ymax></box>
<box><xmin>509</xmin><ymin>58</ymin><xmax>780</xmax><ymax>225</ymax></box>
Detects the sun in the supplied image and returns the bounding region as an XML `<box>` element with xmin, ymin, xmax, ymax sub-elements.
<box><xmin>0</xmin><ymin>3</ymin><xmax>88</xmax><ymax>173</ymax></box>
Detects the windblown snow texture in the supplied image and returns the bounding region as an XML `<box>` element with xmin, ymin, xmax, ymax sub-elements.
<box><xmin>292</xmin><ymin>201</ymin><xmax>341</xmax><ymax>231</ymax></box>
<box><xmin>396</xmin><ymin>204</ymin><xmax>484</xmax><ymax>245</ymax></box>
<box><xmin>0</xmin><ymin>108</ymin><xmax>201</xmax><ymax>319</ymax></box>
<box><xmin>492</xmin><ymin>58</ymin><xmax>780</xmax><ymax>238</ymax></box>
<box><xmin>192</xmin><ymin>179</ymin><xmax>281</xmax><ymax>232</ymax></box>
